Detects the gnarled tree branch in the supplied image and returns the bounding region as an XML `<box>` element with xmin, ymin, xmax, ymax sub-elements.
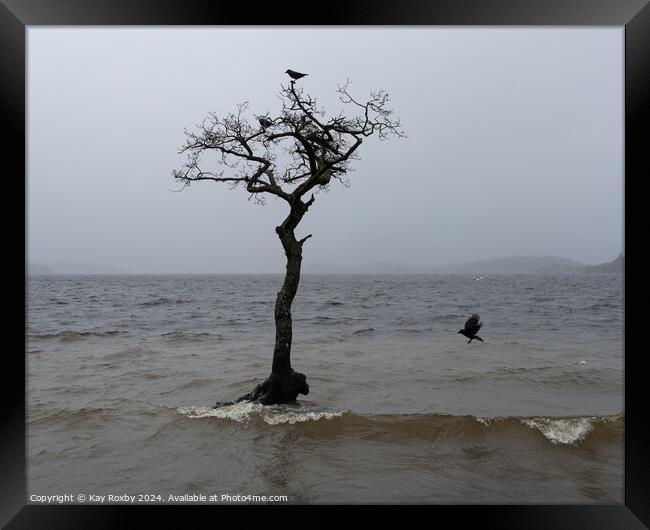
<box><xmin>173</xmin><ymin>79</ymin><xmax>404</xmax><ymax>207</ymax></box>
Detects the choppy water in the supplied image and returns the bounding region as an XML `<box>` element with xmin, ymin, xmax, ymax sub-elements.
<box><xmin>27</xmin><ymin>273</ymin><xmax>624</xmax><ymax>503</ymax></box>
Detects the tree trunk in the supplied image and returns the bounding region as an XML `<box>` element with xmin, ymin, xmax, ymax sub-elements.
<box><xmin>271</xmin><ymin>226</ymin><xmax>302</xmax><ymax>375</ymax></box>
<box><xmin>224</xmin><ymin>201</ymin><xmax>310</xmax><ymax>406</ymax></box>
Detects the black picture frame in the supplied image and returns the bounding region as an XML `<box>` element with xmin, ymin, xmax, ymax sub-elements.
<box><xmin>2</xmin><ymin>1</ymin><xmax>647</xmax><ymax>526</ymax></box>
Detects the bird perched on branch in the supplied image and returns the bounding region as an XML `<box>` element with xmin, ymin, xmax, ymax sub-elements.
<box><xmin>285</xmin><ymin>69</ymin><xmax>308</xmax><ymax>80</ymax></box>
<box><xmin>458</xmin><ymin>313</ymin><xmax>484</xmax><ymax>343</ymax></box>
<box><xmin>257</xmin><ymin>115</ymin><xmax>273</xmax><ymax>129</ymax></box>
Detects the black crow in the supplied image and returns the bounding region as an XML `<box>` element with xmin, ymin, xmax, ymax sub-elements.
<box><xmin>257</xmin><ymin>115</ymin><xmax>273</xmax><ymax>129</ymax></box>
<box><xmin>285</xmin><ymin>69</ymin><xmax>308</xmax><ymax>80</ymax></box>
<box><xmin>458</xmin><ymin>313</ymin><xmax>484</xmax><ymax>343</ymax></box>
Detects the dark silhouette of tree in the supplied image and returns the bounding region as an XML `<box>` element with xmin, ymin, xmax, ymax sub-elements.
<box><xmin>173</xmin><ymin>78</ymin><xmax>404</xmax><ymax>405</ymax></box>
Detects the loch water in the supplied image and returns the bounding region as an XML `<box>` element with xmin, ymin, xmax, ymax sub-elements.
<box><xmin>27</xmin><ymin>273</ymin><xmax>624</xmax><ymax>503</ymax></box>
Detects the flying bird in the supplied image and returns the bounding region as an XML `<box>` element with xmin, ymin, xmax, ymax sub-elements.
<box><xmin>458</xmin><ymin>313</ymin><xmax>484</xmax><ymax>343</ymax></box>
<box><xmin>285</xmin><ymin>69</ymin><xmax>308</xmax><ymax>80</ymax></box>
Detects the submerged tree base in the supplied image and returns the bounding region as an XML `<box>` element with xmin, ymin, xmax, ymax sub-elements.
<box><xmin>215</xmin><ymin>370</ymin><xmax>310</xmax><ymax>407</ymax></box>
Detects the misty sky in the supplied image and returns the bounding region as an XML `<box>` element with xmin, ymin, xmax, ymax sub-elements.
<box><xmin>27</xmin><ymin>27</ymin><xmax>623</xmax><ymax>273</ymax></box>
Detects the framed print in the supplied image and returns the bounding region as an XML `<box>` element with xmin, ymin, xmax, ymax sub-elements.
<box><xmin>2</xmin><ymin>0</ymin><xmax>648</xmax><ymax>527</ymax></box>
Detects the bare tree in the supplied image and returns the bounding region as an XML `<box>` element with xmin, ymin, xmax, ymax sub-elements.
<box><xmin>173</xmin><ymin>77</ymin><xmax>404</xmax><ymax>405</ymax></box>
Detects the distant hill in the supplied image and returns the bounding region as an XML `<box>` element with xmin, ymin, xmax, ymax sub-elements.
<box><xmin>27</xmin><ymin>261</ymin><xmax>127</xmax><ymax>274</ymax></box>
<box><xmin>433</xmin><ymin>256</ymin><xmax>585</xmax><ymax>274</ymax></box>
<box><xmin>306</xmin><ymin>261</ymin><xmax>432</xmax><ymax>274</ymax></box>
<box><xmin>582</xmin><ymin>254</ymin><xmax>624</xmax><ymax>273</ymax></box>
<box><xmin>306</xmin><ymin>256</ymin><xmax>587</xmax><ymax>274</ymax></box>
<box><xmin>28</xmin><ymin>256</ymin><xmax>623</xmax><ymax>275</ymax></box>
<box><xmin>28</xmin><ymin>263</ymin><xmax>52</xmax><ymax>274</ymax></box>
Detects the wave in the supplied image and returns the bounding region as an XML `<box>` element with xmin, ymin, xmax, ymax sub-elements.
<box><xmin>103</xmin><ymin>346</ymin><xmax>157</xmax><ymax>360</ymax></box>
<box><xmin>519</xmin><ymin>416</ymin><xmax>616</xmax><ymax>445</ymax></box>
<box><xmin>139</xmin><ymin>297</ymin><xmax>193</xmax><ymax>307</ymax></box>
<box><xmin>177</xmin><ymin>377</ymin><xmax>222</xmax><ymax>390</ymax></box>
<box><xmin>30</xmin><ymin>398</ymin><xmax>622</xmax><ymax>447</ymax></box>
<box><xmin>161</xmin><ymin>330</ymin><xmax>217</xmax><ymax>342</ymax></box>
<box><xmin>445</xmin><ymin>365</ymin><xmax>622</xmax><ymax>388</ymax></box>
<box><xmin>583</xmin><ymin>303</ymin><xmax>620</xmax><ymax>310</ymax></box>
<box><xmin>177</xmin><ymin>402</ymin><xmax>349</xmax><ymax>425</ymax></box>
<box><xmin>29</xmin><ymin>330</ymin><xmax>126</xmax><ymax>341</ymax></box>
<box><xmin>28</xmin><ymin>405</ymin><xmax>118</xmax><ymax>426</ymax></box>
<box><xmin>395</xmin><ymin>327</ymin><xmax>431</xmax><ymax>334</ymax></box>
<box><xmin>339</xmin><ymin>413</ymin><xmax>623</xmax><ymax>446</ymax></box>
<box><xmin>176</xmin><ymin>404</ymin><xmax>622</xmax><ymax>445</ymax></box>
<box><xmin>431</xmin><ymin>313</ymin><xmax>466</xmax><ymax>321</ymax></box>
<box><xmin>294</xmin><ymin>315</ymin><xmax>352</xmax><ymax>326</ymax></box>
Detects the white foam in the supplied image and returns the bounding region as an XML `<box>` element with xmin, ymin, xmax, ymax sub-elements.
<box><xmin>521</xmin><ymin>417</ymin><xmax>593</xmax><ymax>445</ymax></box>
<box><xmin>475</xmin><ymin>416</ymin><xmax>507</xmax><ymax>426</ymax></box>
<box><xmin>177</xmin><ymin>402</ymin><xmax>348</xmax><ymax>425</ymax></box>
<box><xmin>178</xmin><ymin>402</ymin><xmax>260</xmax><ymax>422</ymax></box>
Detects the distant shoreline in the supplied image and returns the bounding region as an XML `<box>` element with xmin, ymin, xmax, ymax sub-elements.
<box><xmin>27</xmin><ymin>254</ymin><xmax>623</xmax><ymax>276</ymax></box>
<box><xmin>26</xmin><ymin>271</ymin><xmax>623</xmax><ymax>276</ymax></box>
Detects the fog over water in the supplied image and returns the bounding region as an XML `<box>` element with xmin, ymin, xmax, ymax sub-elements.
<box><xmin>27</xmin><ymin>28</ymin><xmax>623</xmax><ymax>273</ymax></box>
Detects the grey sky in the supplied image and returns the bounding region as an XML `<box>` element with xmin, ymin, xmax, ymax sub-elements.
<box><xmin>27</xmin><ymin>27</ymin><xmax>623</xmax><ymax>273</ymax></box>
